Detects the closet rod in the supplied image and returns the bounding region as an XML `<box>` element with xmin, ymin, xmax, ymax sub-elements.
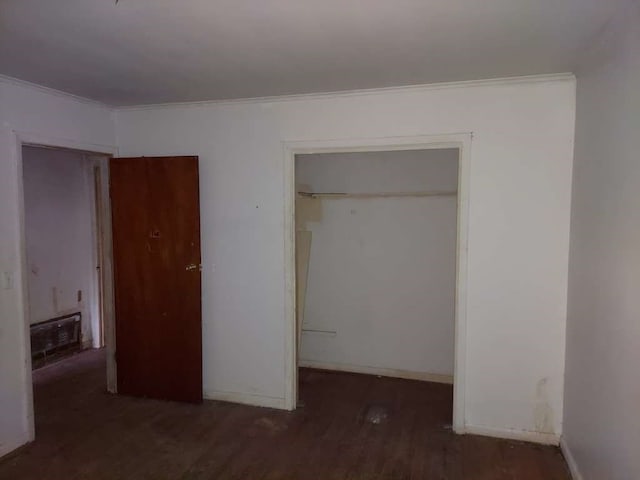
<box><xmin>297</xmin><ymin>191</ymin><xmax>457</xmax><ymax>199</ymax></box>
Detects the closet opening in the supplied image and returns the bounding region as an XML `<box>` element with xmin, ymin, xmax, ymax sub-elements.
<box><xmin>284</xmin><ymin>136</ymin><xmax>471</xmax><ymax>435</ymax></box>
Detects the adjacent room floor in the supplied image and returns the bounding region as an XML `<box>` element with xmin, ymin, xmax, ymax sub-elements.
<box><xmin>0</xmin><ymin>350</ymin><xmax>570</xmax><ymax>479</ymax></box>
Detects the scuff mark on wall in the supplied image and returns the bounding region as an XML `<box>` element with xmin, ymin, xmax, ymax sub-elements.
<box><xmin>534</xmin><ymin>378</ymin><xmax>555</xmax><ymax>434</ymax></box>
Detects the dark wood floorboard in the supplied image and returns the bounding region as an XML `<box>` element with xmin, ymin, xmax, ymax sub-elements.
<box><xmin>0</xmin><ymin>349</ymin><xmax>570</xmax><ymax>479</ymax></box>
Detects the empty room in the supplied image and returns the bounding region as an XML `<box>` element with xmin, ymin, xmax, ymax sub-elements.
<box><xmin>0</xmin><ymin>1</ymin><xmax>638</xmax><ymax>479</ymax></box>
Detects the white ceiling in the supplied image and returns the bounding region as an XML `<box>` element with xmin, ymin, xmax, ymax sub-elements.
<box><xmin>0</xmin><ymin>0</ymin><xmax>621</xmax><ymax>106</ymax></box>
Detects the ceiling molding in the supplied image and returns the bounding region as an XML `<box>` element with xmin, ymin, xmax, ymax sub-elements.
<box><xmin>1</xmin><ymin>72</ymin><xmax>575</xmax><ymax>112</ymax></box>
<box><xmin>0</xmin><ymin>74</ymin><xmax>112</xmax><ymax>110</ymax></box>
<box><xmin>115</xmin><ymin>73</ymin><xmax>576</xmax><ymax>112</ymax></box>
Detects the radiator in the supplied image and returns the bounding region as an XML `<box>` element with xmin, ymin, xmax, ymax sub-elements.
<box><xmin>30</xmin><ymin>313</ymin><xmax>82</xmax><ymax>360</ymax></box>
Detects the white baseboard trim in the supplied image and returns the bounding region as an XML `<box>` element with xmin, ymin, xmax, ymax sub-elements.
<box><xmin>298</xmin><ymin>359</ymin><xmax>453</xmax><ymax>384</ymax></box>
<box><xmin>203</xmin><ymin>389</ymin><xmax>286</xmax><ymax>410</ymax></box>
<box><xmin>464</xmin><ymin>424</ymin><xmax>560</xmax><ymax>445</ymax></box>
<box><xmin>0</xmin><ymin>439</ymin><xmax>29</xmax><ymax>460</ymax></box>
<box><xmin>560</xmin><ymin>436</ymin><xmax>583</xmax><ymax>480</ymax></box>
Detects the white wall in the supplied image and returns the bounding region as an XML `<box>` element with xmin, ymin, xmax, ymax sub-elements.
<box><xmin>0</xmin><ymin>77</ymin><xmax>115</xmax><ymax>457</ymax></box>
<box><xmin>563</xmin><ymin>1</ymin><xmax>640</xmax><ymax>478</ymax></box>
<box><xmin>296</xmin><ymin>149</ymin><xmax>458</xmax><ymax>380</ymax></box>
<box><xmin>296</xmin><ymin>149</ymin><xmax>459</xmax><ymax>194</ymax></box>
<box><xmin>0</xmin><ymin>73</ymin><xmax>575</xmax><ymax>458</ymax></box>
<box><xmin>22</xmin><ymin>147</ymin><xmax>98</xmax><ymax>348</ymax></box>
<box><xmin>115</xmin><ymin>75</ymin><xmax>575</xmax><ymax>442</ymax></box>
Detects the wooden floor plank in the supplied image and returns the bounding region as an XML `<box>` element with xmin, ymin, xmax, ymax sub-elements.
<box><xmin>0</xmin><ymin>349</ymin><xmax>571</xmax><ymax>480</ymax></box>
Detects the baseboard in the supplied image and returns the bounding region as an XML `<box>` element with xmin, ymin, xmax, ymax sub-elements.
<box><xmin>464</xmin><ymin>424</ymin><xmax>560</xmax><ymax>445</ymax></box>
<box><xmin>560</xmin><ymin>436</ymin><xmax>583</xmax><ymax>480</ymax></box>
<box><xmin>203</xmin><ymin>389</ymin><xmax>286</xmax><ymax>410</ymax></box>
<box><xmin>298</xmin><ymin>359</ymin><xmax>454</xmax><ymax>384</ymax></box>
<box><xmin>0</xmin><ymin>439</ymin><xmax>31</xmax><ymax>461</ymax></box>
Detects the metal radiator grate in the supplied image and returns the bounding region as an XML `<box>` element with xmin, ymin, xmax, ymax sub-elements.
<box><xmin>30</xmin><ymin>313</ymin><xmax>82</xmax><ymax>362</ymax></box>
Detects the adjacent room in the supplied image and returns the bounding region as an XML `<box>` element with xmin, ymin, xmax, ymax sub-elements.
<box><xmin>0</xmin><ymin>1</ymin><xmax>638</xmax><ymax>479</ymax></box>
<box><xmin>23</xmin><ymin>146</ymin><xmax>103</xmax><ymax>367</ymax></box>
<box><xmin>20</xmin><ymin>145</ymin><xmax>111</xmax><ymax>443</ymax></box>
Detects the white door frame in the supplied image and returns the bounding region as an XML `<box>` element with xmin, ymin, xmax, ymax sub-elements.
<box><xmin>12</xmin><ymin>130</ymin><xmax>118</xmax><ymax>441</ymax></box>
<box><xmin>282</xmin><ymin>133</ymin><xmax>471</xmax><ymax>434</ymax></box>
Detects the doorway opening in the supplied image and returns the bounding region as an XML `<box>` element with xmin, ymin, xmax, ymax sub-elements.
<box><xmin>20</xmin><ymin>144</ymin><xmax>113</xmax><ymax>436</ymax></box>
<box><xmin>17</xmin><ymin>142</ymin><xmax>203</xmax><ymax>444</ymax></box>
<box><xmin>22</xmin><ymin>146</ymin><xmax>109</xmax><ymax>365</ymax></box>
<box><xmin>284</xmin><ymin>135</ymin><xmax>470</xmax><ymax>433</ymax></box>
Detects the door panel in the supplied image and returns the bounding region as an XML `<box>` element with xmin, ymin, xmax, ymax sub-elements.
<box><xmin>110</xmin><ymin>156</ymin><xmax>202</xmax><ymax>403</ymax></box>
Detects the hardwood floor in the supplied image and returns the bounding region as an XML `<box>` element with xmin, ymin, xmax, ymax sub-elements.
<box><xmin>0</xmin><ymin>350</ymin><xmax>570</xmax><ymax>479</ymax></box>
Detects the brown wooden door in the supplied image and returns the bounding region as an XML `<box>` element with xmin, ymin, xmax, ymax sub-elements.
<box><xmin>110</xmin><ymin>156</ymin><xmax>202</xmax><ymax>403</ymax></box>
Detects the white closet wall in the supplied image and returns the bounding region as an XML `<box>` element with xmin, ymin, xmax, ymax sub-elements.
<box><xmin>296</xmin><ymin>149</ymin><xmax>458</xmax><ymax>379</ymax></box>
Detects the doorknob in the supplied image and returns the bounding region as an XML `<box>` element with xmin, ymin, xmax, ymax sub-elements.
<box><xmin>185</xmin><ymin>264</ymin><xmax>201</xmax><ymax>272</ymax></box>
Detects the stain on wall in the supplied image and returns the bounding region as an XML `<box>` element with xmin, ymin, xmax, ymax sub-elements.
<box><xmin>534</xmin><ymin>378</ymin><xmax>555</xmax><ymax>434</ymax></box>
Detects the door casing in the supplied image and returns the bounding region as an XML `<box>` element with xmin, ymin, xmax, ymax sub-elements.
<box><xmin>13</xmin><ymin>130</ymin><xmax>117</xmax><ymax>443</ymax></box>
<box><xmin>283</xmin><ymin>133</ymin><xmax>472</xmax><ymax>434</ymax></box>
